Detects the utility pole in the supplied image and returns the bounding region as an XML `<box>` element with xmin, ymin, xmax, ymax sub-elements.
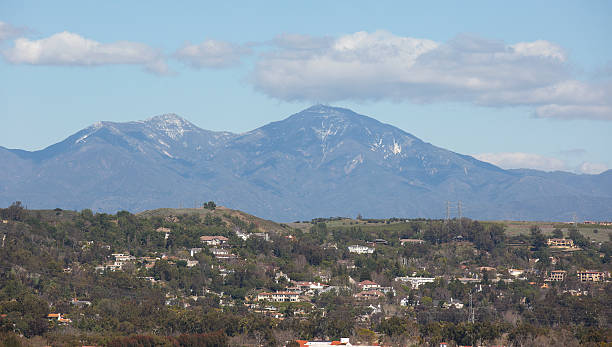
<box><xmin>469</xmin><ymin>291</ymin><xmax>474</xmax><ymax>324</ymax></box>
<box><xmin>469</xmin><ymin>290</ymin><xmax>475</xmax><ymax>347</ymax></box>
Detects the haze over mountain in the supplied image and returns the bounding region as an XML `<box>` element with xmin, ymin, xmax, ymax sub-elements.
<box><xmin>1</xmin><ymin>105</ymin><xmax>611</xmax><ymax>221</ymax></box>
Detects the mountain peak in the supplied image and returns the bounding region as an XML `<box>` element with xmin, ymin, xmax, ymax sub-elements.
<box><xmin>144</xmin><ymin>113</ymin><xmax>190</xmax><ymax>125</ymax></box>
<box><xmin>143</xmin><ymin>114</ymin><xmax>196</xmax><ymax>140</ymax></box>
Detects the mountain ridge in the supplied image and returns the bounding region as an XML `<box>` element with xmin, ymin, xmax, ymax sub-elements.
<box><xmin>1</xmin><ymin>105</ymin><xmax>611</xmax><ymax>221</ymax></box>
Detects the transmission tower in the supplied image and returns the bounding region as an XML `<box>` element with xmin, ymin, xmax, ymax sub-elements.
<box><xmin>458</xmin><ymin>201</ymin><xmax>463</xmax><ymax>220</ymax></box>
<box><xmin>445</xmin><ymin>201</ymin><xmax>451</xmax><ymax>221</ymax></box>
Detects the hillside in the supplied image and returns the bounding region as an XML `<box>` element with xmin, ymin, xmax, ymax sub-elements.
<box><xmin>1</xmin><ymin>203</ymin><xmax>610</xmax><ymax>346</ymax></box>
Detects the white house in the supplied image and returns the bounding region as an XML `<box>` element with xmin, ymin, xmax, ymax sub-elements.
<box><xmin>348</xmin><ymin>245</ymin><xmax>374</xmax><ymax>254</ymax></box>
<box><xmin>395</xmin><ymin>276</ymin><xmax>436</xmax><ymax>289</ymax></box>
<box><xmin>200</xmin><ymin>235</ymin><xmax>229</xmax><ymax>246</ymax></box>
<box><xmin>257</xmin><ymin>291</ymin><xmax>300</xmax><ymax>302</ymax></box>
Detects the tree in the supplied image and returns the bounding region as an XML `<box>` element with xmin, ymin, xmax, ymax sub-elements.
<box><xmin>530</xmin><ymin>226</ymin><xmax>546</xmax><ymax>251</ymax></box>
<box><xmin>552</xmin><ymin>228</ymin><xmax>563</xmax><ymax>238</ymax></box>
<box><xmin>568</xmin><ymin>229</ymin><xmax>588</xmax><ymax>248</ymax></box>
<box><xmin>203</xmin><ymin>201</ymin><xmax>216</xmax><ymax>210</ymax></box>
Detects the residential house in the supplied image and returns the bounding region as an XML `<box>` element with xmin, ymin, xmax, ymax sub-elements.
<box><xmin>71</xmin><ymin>298</ymin><xmax>92</xmax><ymax>307</ymax></box>
<box><xmin>112</xmin><ymin>253</ymin><xmax>135</xmax><ymax>262</ymax></box>
<box><xmin>348</xmin><ymin>245</ymin><xmax>374</xmax><ymax>254</ymax></box>
<box><xmin>546</xmin><ymin>270</ymin><xmax>567</xmax><ymax>281</ymax></box>
<box><xmin>577</xmin><ymin>270</ymin><xmax>608</xmax><ymax>282</ymax></box>
<box><xmin>210</xmin><ymin>248</ymin><xmax>230</xmax><ymax>256</ymax></box>
<box><xmin>354</xmin><ymin>290</ymin><xmax>385</xmax><ymax>300</ymax></box>
<box><xmin>508</xmin><ymin>268</ymin><xmax>525</xmax><ymax>277</ymax></box>
<box><xmin>257</xmin><ymin>291</ymin><xmax>300</xmax><ymax>302</ymax></box>
<box><xmin>357</xmin><ymin>280</ymin><xmax>381</xmax><ymax>291</ymax></box>
<box><xmin>210</xmin><ymin>248</ymin><xmax>237</xmax><ymax>260</ymax></box>
<box><xmin>400</xmin><ymin>238</ymin><xmax>424</xmax><ymax>245</ymax></box>
<box><xmin>395</xmin><ymin>276</ymin><xmax>436</xmax><ymax>289</ymax></box>
<box><xmin>442</xmin><ymin>298</ymin><xmax>464</xmax><ymax>309</ymax></box>
<box><xmin>200</xmin><ymin>235</ymin><xmax>229</xmax><ymax>246</ymax></box>
<box><xmin>295</xmin><ymin>337</ymin><xmax>379</xmax><ymax>346</ymax></box>
<box><xmin>547</xmin><ymin>238</ymin><xmax>574</xmax><ymax>248</ymax></box>
<box><xmin>294</xmin><ymin>281</ymin><xmax>328</xmax><ymax>294</ymax></box>
<box><xmin>190</xmin><ymin>248</ymin><xmax>203</xmax><ymax>257</ymax></box>
<box><xmin>47</xmin><ymin>313</ymin><xmax>71</xmax><ymax>324</ymax></box>
<box><xmin>156</xmin><ymin>227</ymin><xmax>171</xmax><ymax>240</ymax></box>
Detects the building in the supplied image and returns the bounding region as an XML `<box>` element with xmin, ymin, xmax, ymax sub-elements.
<box><xmin>112</xmin><ymin>253</ymin><xmax>135</xmax><ymax>262</ymax></box>
<box><xmin>71</xmin><ymin>298</ymin><xmax>92</xmax><ymax>307</ymax></box>
<box><xmin>399</xmin><ymin>238</ymin><xmax>424</xmax><ymax>245</ymax></box>
<box><xmin>577</xmin><ymin>270</ymin><xmax>608</xmax><ymax>282</ymax></box>
<box><xmin>200</xmin><ymin>235</ymin><xmax>229</xmax><ymax>246</ymax></box>
<box><xmin>546</xmin><ymin>270</ymin><xmax>566</xmax><ymax>281</ymax></box>
<box><xmin>190</xmin><ymin>248</ymin><xmax>203</xmax><ymax>257</ymax></box>
<box><xmin>508</xmin><ymin>268</ymin><xmax>525</xmax><ymax>277</ymax></box>
<box><xmin>395</xmin><ymin>276</ymin><xmax>436</xmax><ymax>289</ymax></box>
<box><xmin>354</xmin><ymin>290</ymin><xmax>385</xmax><ymax>300</ymax></box>
<box><xmin>47</xmin><ymin>313</ymin><xmax>71</xmax><ymax>324</ymax></box>
<box><xmin>547</xmin><ymin>238</ymin><xmax>574</xmax><ymax>248</ymax></box>
<box><xmin>357</xmin><ymin>280</ymin><xmax>381</xmax><ymax>291</ymax></box>
<box><xmin>295</xmin><ymin>337</ymin><xmax>379</xmax><ymax>346</ymax></box>
<box><xmin>257</xmin><ymin>291</ymin><xmax>300</xmax><ymax>302</ymax></box>
<box><xmin>442</xmin><ymin>298</ymin><xmax>464</xmax><ymax>309</ymax></box>
<box><xmin>294</xmin><ymin>281</ymin><xmax>328</xmax><ymax>293</ymax></box>
<box><xmin>348</xmin><ymin>245</ymin><xmax>374</xmax><ymax>254</ymax></box>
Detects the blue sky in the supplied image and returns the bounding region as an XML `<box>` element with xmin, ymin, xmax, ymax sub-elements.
<box><xmin>1</xmin><ymin>1</ymin><xmax>611</xmax><ymax>174</ymax></box>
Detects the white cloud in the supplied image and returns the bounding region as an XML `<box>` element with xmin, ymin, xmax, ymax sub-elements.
<box><xmin>510</xmin><ymin>40</ymin><xmax>566</xmax><ymax>61</ymax></box>
<box><xmin>0</xmin><ymin>21</ymin><xmax>25</xmax><ymax>42</ymax></box>
<box><xmin>579</xmin><ymin>162</ymin><xmax>609</xmax><ymax>175</ymax></box>
<box><xmin>473</xmin><ymin>152</ymin><xmax>567</xmax><ymax>172</ymax></box>
<box><xmin>474</xmin><ymin>152</ymin><xmax>609</xmax><ymax>174</ymax></box>
<box><xmin>2</xmin><ymin>31</ymin><xmax>169</xmax><ymax>74</ymax></box>
<box><xmin>174</xmin><ymin>39</ymin><xmax>250</xmax><ymax>68</ymax></box>
<box><xmin>252</xmin><ymin>31</ymin><xmax>612</xmax><ymax>121</ymax></box>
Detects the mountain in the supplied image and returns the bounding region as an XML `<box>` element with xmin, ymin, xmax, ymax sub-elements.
<box><xmin>1</xmin><ymin>105</ymin><xmax>611</xmax><ymax>221</ymax></box>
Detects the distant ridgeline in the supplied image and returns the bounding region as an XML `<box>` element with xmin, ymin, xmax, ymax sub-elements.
<box><xmin>1</xmin><ymin>105</ymin><xmax>612</xmax><ymax>221</ymax></box>
<box><xmin>0</xmin><ymin>204</ymin><xmax>610</xmax><ymax>346</ymax></box>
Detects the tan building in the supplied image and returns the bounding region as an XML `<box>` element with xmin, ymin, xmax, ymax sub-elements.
<box><xmin>547</xmin><ymin>238</ymin><xmax>574</xmax><ymax>248</ymax></box>
<box><xmin>577</xmin><ymin>270</ymin><xmax>608</xmax><ymax>282</ymax></box>
<box><xmin>547</xmin><ymin>270</ymin><xmax>566</xmax><ymax>281</ymax></box>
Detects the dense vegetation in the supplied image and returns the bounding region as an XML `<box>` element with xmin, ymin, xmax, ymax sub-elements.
<box><xmin>0</xmin><ymin>202</ymin><xmax>610</xmax><ymax>346</ymax></box>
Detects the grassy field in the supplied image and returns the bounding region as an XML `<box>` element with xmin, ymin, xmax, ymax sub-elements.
<box><xmin>500</xmin><ymin>220</ymin><xmax>611</xmax><ymax>243</ymax></box>
<box><xmin>290</xmin><ymin>217</ymin><xmax>612</xmax><ymax>243</ymax></box>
